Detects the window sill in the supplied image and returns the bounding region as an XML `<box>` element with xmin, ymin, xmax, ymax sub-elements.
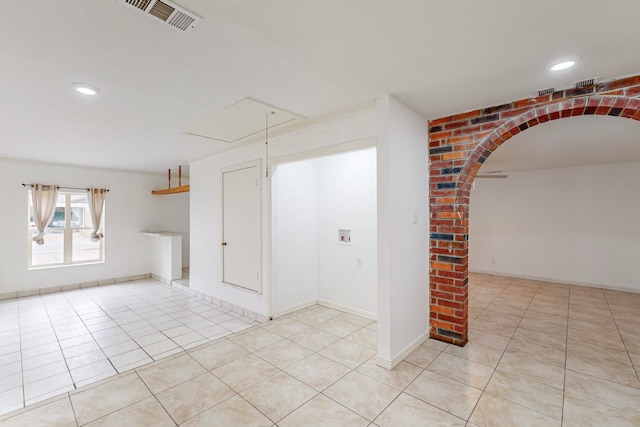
<box><xmin>28</xmin><ymin>260</ymin><xmax>105</xmax><ymax>271</ymax></box>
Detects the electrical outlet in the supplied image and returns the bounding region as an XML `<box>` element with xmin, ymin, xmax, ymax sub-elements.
<box><xmin>491</xmin><ymin>257</ymin><xmax>496</xmax><ymax>265</ymax></box>
<box><xmin>357</xmin><ymin>257</ymin><xmax>363</xmax><ymax>267</ymax></box>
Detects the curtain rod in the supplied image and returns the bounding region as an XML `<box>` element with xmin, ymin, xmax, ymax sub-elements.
<box><xmin>22</xmin><ymin>184</ymin><xmax>110</xmax><ymax>192</ymax></box>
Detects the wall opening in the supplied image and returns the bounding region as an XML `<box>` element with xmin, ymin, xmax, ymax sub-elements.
<box><xmin>470</xmin><ymin>116</ymin><xmax>640</xmax><ymax>290</ymax></box>
<box><xmin>428</xmin><ymin>75</ymin><xmax>640</xmax><ymax>346</ymax></box>
<box><xmin>270</xmin><ymin>147</ymin><xmax>377</xmax><ymax>318</ymax></box>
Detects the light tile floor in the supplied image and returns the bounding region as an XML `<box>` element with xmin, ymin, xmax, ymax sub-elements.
<box><xmin>0</xmin><ymin>279</ymin><xmax>257</xmax><ymax>416</ymax></box>
<box><xmin>1</xmin><ymin>274</ymin><xmax>640</xmax><ymax>426</ymax></box>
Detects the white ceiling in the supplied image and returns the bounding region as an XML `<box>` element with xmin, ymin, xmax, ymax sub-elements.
<box><xmin>481</xmin><ymin>115</ymin><xmax>640</xmax><ymax>173</ymax></box>
<box><xmin>1</xmin><ymin>0</ymin><xmax>640</xmax><ymax>173</ymax></box>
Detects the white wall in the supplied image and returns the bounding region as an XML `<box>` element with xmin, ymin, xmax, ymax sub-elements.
<box><xmin>317</xmin><ymin>148</ymin><xmax>377</xmax><ymax>315</ymax></box>
<box><xmin>271</xmin><ymin>148</ymin><xmax>378</xmax><ymax>316</ymax></box>
<box><xmin>376</xmin><ymin>96</ymin><xmax>429</xmax><ymax>366</ymax></box>
<box><xmin>190</xmin><ymin>105</ymin><xmax>376</xmax><ymax>317</ymax></box>
<box><xmin>470</xmin><ymin>161</ymin><xmax>640</xmax><ymax>292</ymax></box>
<box><xmin>271</xmin><ymin>159</ymin><xmax>319</xmax><ymax>313</ymax></box>
<box><xmin>144</xmin><ymin>192</ymin><xmax>190</xmax><ymax>269</ymax></box>
<box><xmin>0</xmin><ymin>158</ymin><xmax>189</xmax><ymax>295</ymax></box>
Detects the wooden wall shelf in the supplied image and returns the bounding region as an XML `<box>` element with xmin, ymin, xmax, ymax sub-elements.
<box><xmin>151</xmin><ymin>185</ymin><xmax>190</xmax><ymax>195</ymax></box>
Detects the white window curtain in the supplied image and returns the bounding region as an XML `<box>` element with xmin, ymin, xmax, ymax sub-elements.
<box><xmin>31</xmin><ymin>184</ymin><xmax>59</xmax><ymax>245</ymax></box>
<box><xmin>87</xmin><ymin>188</ymin><xmax>107</xmax><ymax>242</ymax></box>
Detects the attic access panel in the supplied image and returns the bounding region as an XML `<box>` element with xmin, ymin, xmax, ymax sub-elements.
<box><xmin>184</xmin><ymin>98</ymin><xmax>305</xmax><ymax>143</ymax></box>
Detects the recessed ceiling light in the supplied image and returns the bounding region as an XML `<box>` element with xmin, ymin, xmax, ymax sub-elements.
<box><xmin>71</xmin><ymin>82</ymin><xmax>99</xmax><ymax>96</ymax></box>
<box><xmin>549</xmin><ymin>57</ymin><xmax>579</xmax><ymax>71</ymax></box>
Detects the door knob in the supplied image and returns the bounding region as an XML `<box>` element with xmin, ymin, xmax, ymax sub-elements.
<box><xmin>221</xmin><ymin>242</ymin><xmax>227</xmax><ymax>246</ymax></box>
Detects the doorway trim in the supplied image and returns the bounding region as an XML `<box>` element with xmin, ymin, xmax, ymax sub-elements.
<box><xmin>428</xmin><ymin>76</ymin><xmax>640</xmax><ymax>346</ymax></box>
<box><xmin>268</xmin><ymin>137</ymin><xmax>376</xmax><ymax>167</ymax></box>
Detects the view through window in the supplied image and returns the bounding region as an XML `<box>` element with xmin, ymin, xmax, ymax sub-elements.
<box><xmin>28</xmin><ymin>191</ymin><xmax>104</xmax><ymax>268</ymax></box>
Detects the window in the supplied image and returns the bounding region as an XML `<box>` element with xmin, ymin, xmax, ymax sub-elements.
<box><xmin>28</xmin><ymin>191</ymin><xmax>104</xmax><ymax>268</ymax></box>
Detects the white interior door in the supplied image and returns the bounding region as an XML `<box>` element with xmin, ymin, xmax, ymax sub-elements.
<box><xmin>222</xmin><ymin>164</ymin><xmax>261</xmax><ymax>292</ymax></box>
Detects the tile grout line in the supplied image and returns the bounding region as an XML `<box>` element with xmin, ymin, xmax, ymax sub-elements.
<box><xmin>16</xmin><ymin>296</ymin><xmax>25</xmax><ymax>412</ymax></box>
<box><xmin>22</xmin><ymin>294</ymin><xmax>72</xmax><ymax>407</ymax></box>
<box><xmin>560</xmin><ymin>285</ymin><xmax>575</xmax><ymax>426</ymax></box>
<box><xmin>467</xmin><ymin>278</ymin><xmax>570</xmax><ymax>424</ymax></box>
<box><xmin>371</xmin><ymin>344</ymin><xmax>458</xmax><ymax>425</ymax></box>
<box><xmin>466</xmin><ymin>277</ymin><xmax>522</xmax><ymax>423</ymax></box>
<box><xmin>6</xmin><ymin>277</ymin><xmax>638</xmax><ymax>425</ymax></box>
<box><xmin>601</xmin><ymin>288</ymin><xmax>640</xmax><ymax>384</ymax></box>
<box><xmin>181</xmin><ymin>309</ymin><xmax>376</xmax><ymax>425</ymax></box>
<box><xmin>48</xmin><ymin>289</ymin><xmax>115</xmax><ymax>392</ymax></box>
<box><xmin>245</xmin><ymin>315</ymin><xmax>358</xmax><ymax>424</ymax></box>
<box><xmin>1</xmin><ymin>279</ymin><xmax>257</xmax><ymax>419</ymax></box>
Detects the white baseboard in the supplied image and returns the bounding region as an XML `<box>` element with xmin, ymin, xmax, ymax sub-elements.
<box><xmin>273</xmin><ymin>298</ymin><xmax>378</xmax><ymax>321</ymax></box>
<box><xmin>272</xmin><ymin>299</ymin><xmax>319</xmax><ymax>318</ymax></box>
<box><xmin>0</xmin><ymin>273</ymin><xmax>153</xmax><ymax>301</ymax></box>
<box><xmin>164</xmin><ymin>282</ymin><xmax>269</xmax><ymax>323</ymax></box>
<box><xmin>469</xmin><ymin>269</ymin><xmax>640</xmax><ymax>294</ymax></box>
<box><xmin>374</xmin><ymin>330</ymin><xmax>429</xmax><ymax>371</ymax></box>
<box><xmin>317</xmin><ymin>299</ymin><xmax>377</xmax><ymax>321</ymax></box>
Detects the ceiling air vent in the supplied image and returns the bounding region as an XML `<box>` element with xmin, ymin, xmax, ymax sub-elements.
<box><xmin>118</xmin><ymin>0</ymin><xmax>201</xmax><ymax>32</ymax></box>
<box><xmin>537</xmin><ymin>87</ymin><xmax>555</xmax><ymax>96</ymax></box>
<box><xmin>575</xmin><ymin>77</ymin><xmax>599</xmax><ymax>89</ymax></box>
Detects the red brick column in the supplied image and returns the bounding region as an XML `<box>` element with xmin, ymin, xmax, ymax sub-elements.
<box><xmin>428</xmin><ymin>75</ymin><xmax>640</xmax><ymax>346</ymax></box>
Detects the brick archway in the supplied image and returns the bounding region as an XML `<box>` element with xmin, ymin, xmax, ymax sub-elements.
<box><xmin>429</xmin><ymin>78</ymin><xmax>640</xmax><ymax>346</ymax></box>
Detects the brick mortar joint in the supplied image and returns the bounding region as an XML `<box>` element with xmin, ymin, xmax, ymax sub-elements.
<box><xmin>429</xmin><ymin>75</ymin><xmax>640</xmax><ymax>126</ymax></box>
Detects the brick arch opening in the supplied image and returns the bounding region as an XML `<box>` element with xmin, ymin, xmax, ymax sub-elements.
<box><xmin>428</xmin><ymin>79</ymin><xmax>640</xmax><ymax>346</ymax></box>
